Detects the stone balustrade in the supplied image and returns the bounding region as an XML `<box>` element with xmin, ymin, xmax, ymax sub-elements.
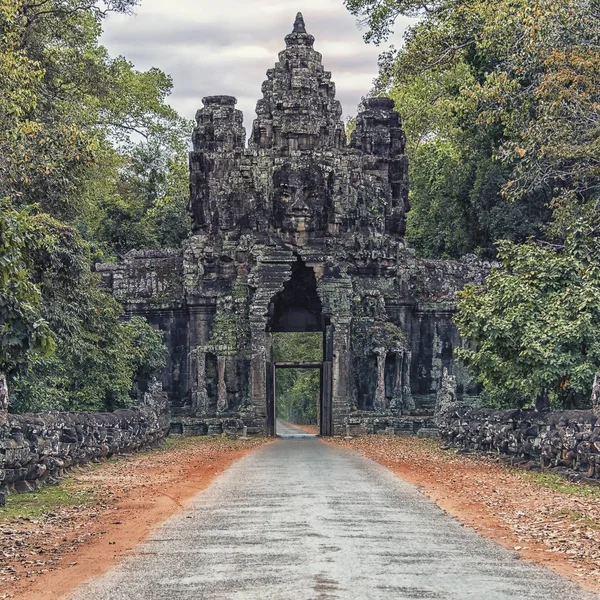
<box><xmin>0</xmin><ymin>381</ymin><xmax>170</xmax><ymax>506</ymax></box>
<box><xmin>437</xmin><ymin>403</ymin><xmax>600</xmax><ymax>478</ymax></box>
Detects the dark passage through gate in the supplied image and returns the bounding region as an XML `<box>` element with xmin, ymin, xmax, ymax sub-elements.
<box><xmin>265</xmin><ymin>259</ymin><xmax>333</xmax><ymax>436</ymax></box>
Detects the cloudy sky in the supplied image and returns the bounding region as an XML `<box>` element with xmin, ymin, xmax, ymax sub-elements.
<box><xmin>101</xmin><ymin>0</ymin><xmax>414</xmax><ymax>131</ymax></box>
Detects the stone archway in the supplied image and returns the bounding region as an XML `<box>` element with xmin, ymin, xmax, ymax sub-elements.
<box><xmin>102</xmin><ymin>16</ymin><xmax>487</xmax><ymax>440</ymax></box>
<box><xmin>264</xmin><ymin>258</ymin><xmax>333</xmax><ymax>436</ymax></box>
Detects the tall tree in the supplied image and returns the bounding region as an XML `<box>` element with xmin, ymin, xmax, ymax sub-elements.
<box><xmin>1</xmin><ymin>0</ymin><xmax>191</xmax><ymax>234</ymax></box>
<box><xmin>1</xmin><ymin>0</ymin><xmax>179</xmax><ymax>412</ymax></box>
<box><xmin>8</xmin><ymin>215</ymin><xmax>167</xmax><ymax>413</ymax></box>
<box><xmin>346</xmin><ymin>0</ymin><xmax>598</xmax><ymax>257</ymax></box>
<box><xmin>0</xmin><ymin>204</ymin><xmax>55</xmax><ymax>409</ymax></box>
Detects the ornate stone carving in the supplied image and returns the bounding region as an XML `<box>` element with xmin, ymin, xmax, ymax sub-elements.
<box><xmin>98</xmin><ymin>14</ymin><xmax>488</xmax><ymax>436</ymax></box>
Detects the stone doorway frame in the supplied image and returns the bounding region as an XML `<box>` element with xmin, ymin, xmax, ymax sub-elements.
<box><xmin>265</xmin><ymin>324</ymin><xmax>334</xmax><ymax>437</ymax></box>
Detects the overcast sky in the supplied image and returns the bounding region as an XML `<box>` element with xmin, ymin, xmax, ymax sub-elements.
<box><xmin>100</xmin><ymin>0</ymin><xmax>414</xmax><ymax>131</ymax></box>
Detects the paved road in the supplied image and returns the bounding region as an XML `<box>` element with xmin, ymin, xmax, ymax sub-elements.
<box><xmin>69</xmin><ymin>439</ymin><xmax>597</xmax><ymax>600</ymax></box>
<box><xmin>276</xmin><ymin>418</ymin><xmax>317</xmax><ymax>438</ymax></box>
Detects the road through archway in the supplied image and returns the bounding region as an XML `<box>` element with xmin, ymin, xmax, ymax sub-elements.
<box><xmin>68</xmin><ymin>439</ymin><xmax>597</xmax><ymax>600</ymax></box>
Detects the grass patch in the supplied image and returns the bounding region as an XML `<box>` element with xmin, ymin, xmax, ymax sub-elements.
<box><xmin>0</xmin><ymin>479</ymin><xmax>98</xmax><ymax>521</ymax></box>
<box><xmin>519</xmin><ymin>470</ymin><xmax>600</xmax><ymax>499</ymax></box>
<box><xmin>552</xmin><ymin>508</ymin><xmax>600</xmax><ymax>529</ymax></box>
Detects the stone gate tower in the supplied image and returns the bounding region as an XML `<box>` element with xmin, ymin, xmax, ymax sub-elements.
<box><xmin>98</xmin><ymin>14</ymin><xmax>486</xmax><ymax>436</ymax></box>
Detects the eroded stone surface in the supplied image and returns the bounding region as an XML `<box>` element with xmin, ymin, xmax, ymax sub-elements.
<box><xmin>97</xmin><ymin>14</ymin><xmax>489</xmax><ymax>436</ymax></box>
<box><xmin>438</xmin><ymin>402</ymin><xmax>600</xmax><ymax>478</ymax></box>
<box><xmin>0</xmin><ymin>381</ymin><xmax>170</xmax><ymax>504</ymax></box>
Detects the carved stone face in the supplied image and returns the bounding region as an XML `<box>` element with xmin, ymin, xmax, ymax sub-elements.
<box><xmin>272</xmin><ymin>161</ymin><xmax>331</xmax><ymax>234</ymax></box>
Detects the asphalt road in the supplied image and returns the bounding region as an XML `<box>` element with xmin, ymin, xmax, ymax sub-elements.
<box><xmin>68</xmin><ymin>438</ymin><xmax>598</xmax><ymax>600</ymax></box>
<box><xmin>276</xmin><ymin>419</ymin><xmax>318</xmax><ymax>438</ymax></box>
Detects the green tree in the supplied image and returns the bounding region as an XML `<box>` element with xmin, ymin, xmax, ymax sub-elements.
<box><xmin>8</xmin><ymin>216</ymin><xmax>166</xmax><ymax>413</ymax></box>
<box><xmin>276</xmin><ymin>369</ymin><xmax>320</xmax><ymax>425</ymax></box>
<box><xmin>455</xmin><ymin>221</ymin><xmax>600</xmax><ymax>410</ymax></box>
<box><xmin>346</xmin><ymin>0</ymin><xmax>598</xmax><ymax>257</ymax></box>
<box><xmin>0</xmin><ymin>204</ymin><xmax>54</xmax><ymax>377</ymax></box>
<box><xmin>1</xmin><ymin>0</ymin><xmax>191</xmax><ymax>233</ymax></box>
<box><xmin>1</xmin><ymin>0</ymin><xmax>180</xmax><ymax>413</ymax></box>
<box><xmin>273</xmin><ymin>333</ymin><xmax>321</xmax><ymax>425</ymax></box>
<box><xmin>94</xmin><ymin>142</ymin><xmax>190</xmax><ymax>257</ymax></box>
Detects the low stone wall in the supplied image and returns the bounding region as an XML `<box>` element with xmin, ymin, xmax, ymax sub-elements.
<box><xmin>438</xmin><ymin>403</ymin><xmax>600</xmax><ymax>478</ymax></box>
<box><xmin>0</xmin><ymin>382</ymin><xmax>170</xmax><ymax>505</ymax></box>
<box><xmin>346</xmin><ymin>412</ymin><xmax>436</xmax><ymax>437</ymax></box>
<box><xmin>169</xmin><ymin>415</ymin><xmax>252</xmax><ymax>438</ymax></box>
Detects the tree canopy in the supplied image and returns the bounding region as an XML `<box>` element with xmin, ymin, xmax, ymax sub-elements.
<box><xmin>0</xmin><ymin>0</ymin><xmax>185</xmax><ymax>412</ymax></box>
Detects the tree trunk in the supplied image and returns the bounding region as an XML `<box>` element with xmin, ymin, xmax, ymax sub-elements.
<box><xmin>535</xmin><ymin>388</ymin><xmax>550</xmax><ymax>412</ymax></box>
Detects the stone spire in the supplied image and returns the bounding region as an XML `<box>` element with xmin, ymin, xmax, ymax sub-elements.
<box><xmin>293</xmin><ymin>12</ymin><xmax>306</xmax><ymax>33</ymax></box>
<box><xmin>284</xmin><ymin>12</ymin><xmax>314</xmax><ymax>47</ymax></box>
<box><xmin>249</xmin><ymin>13</ymin><xmax>345</xmax><ymax>152</ymax></box>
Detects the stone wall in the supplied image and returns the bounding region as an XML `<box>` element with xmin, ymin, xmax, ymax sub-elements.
<box><xmin>0</xmin><ymin>382</ymin><xmax>170</xmax><ymax>505</ymax></box>
<box><xmin>437</xmin><ymin>403</ymin><xmax>600</xmax><ymax>478</ymax></box>
<box><xmin>97</xmin><ymin>14</ymin><xmax>490</xmax><ymax>437</ymax></box>
<box><xmin>96</xmin><ymin>250</ymin><xmax>188</xmax><ymax>409</ymax></box>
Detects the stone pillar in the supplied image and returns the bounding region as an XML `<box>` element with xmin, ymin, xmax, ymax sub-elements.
<box><xmin>331</xmin><ymin>320</ymin><xmax>352</xmax><ymax>434</ymax></box>
<box><xmin>191</xmin><ymin>349</ymin><xmax>209</xmax><ymax>415</ymax></box>
<box><xmin>249</xmin><ymin>325</ymin><xmax>268</xmax><ymax>429</ymax></box>
<box><xmin>434</xmin><ymin>367</ymin><xmax>457</xmax><ymax>425</ymax></box>
<box><xmin>0</xmin><ymin>372</ymin><xmax>8</xmax><ymax>424</ymax></box>
<box><xmin>390</xmin><ymin>352</ymin><xmax>404</xmax><ymax>411</ymax></box>
<box><xmin>401</xmin><ymin>349</ymin><xmax>415</xmax><ymax>412</ymax></box>
<box><xmin>374</xmin><ymin>348</ymin><xmax>387</xmax><ymax>411</ymax></box>
<box><xmin>187</xmin><ymin>299</ymin><xmax>216</xmax><ymax>415</ymax></box>
<box><xmin>592</xmin><ymin>373</ymin><xmax>600</xmax><ymax>417</ymax></box>
<box><xmin>217</xmin><ymin>356</ymin><xmax>228</xmax><ymax>413</ymax></box>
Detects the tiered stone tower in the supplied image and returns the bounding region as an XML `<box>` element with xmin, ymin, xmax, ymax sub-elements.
<box><xmin>98</xmin><ymin>14</ymin><xmax>486</xmax><ymax>436</ymax></box>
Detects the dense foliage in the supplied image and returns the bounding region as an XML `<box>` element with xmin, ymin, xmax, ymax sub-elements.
<box><xmin>346</xmin><ymin>0</ymin><xmax>600</xmax><ymax>407</ymax></box>
<box><xmin>456</xmin><ymin>223</ymin><xmax>600</xmax><ymax>409</ymax></box>
<box><xmin>0</xmin><ymin>204</ymin><xmax>54</xmax><ymax>376</ymax></box>
<box><xmin>0</xmin><ymin>0</ymin><xmax>185</xmax><ymax>412</ymax></box>
<box><xmin>8</xmin><ymin>216</ymin><xmax>166</xmax><ymax>413</ymax></box>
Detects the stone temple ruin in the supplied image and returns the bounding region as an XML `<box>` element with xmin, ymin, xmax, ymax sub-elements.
<box><xmin>98</xmin><ymin>13</ymin><xmax>487</xmax><ymax>437</ymax></box>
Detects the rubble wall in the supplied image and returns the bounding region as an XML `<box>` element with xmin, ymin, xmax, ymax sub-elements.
<box><xmin>0</xmin><ymin>383</ymin><xmax>170</xmax><ymax>504</ymax></box>
<box><xmin>438</xmin><ymin>403</ymin><xmax>600</xmax><ymax>478</ymax></box>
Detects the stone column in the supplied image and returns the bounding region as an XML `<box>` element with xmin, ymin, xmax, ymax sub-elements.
<box><xmin>249</xmin><ymin>325</ymin><xmax>268</xmax><ymax>426</ymax></box>
<box><xmin>390</xmin><ymin>352</ymin><xmax>404</xmax><ymax>411</ymax></box>
<box><xmin>217</xmin><ymin>356</ymin><xmax>228</xmax><ymax>413</ymax></box>
<box><xmin>0</xmin><ymin>372</ymin><xmax>8</xmax><ymax>425</ymax></box>
<box><xmin>401</xmin><ymin>348</ymin><xmax>415</xmax><ymax>412</ymax></box>
<box><xmin>374</xmin><ymin>348</ymin><xmax>387</xmax><ymax>411</ymax></box>
<box><xmin>191</xmin><ymin>349</ymin><xmax>210</xmax><ymax>415</ymax></box>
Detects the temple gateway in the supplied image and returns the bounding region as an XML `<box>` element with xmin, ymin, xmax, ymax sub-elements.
<box><xmin>98</xmin><ymin>14</ymin><xmax>486</xmax><ymax>437</ymax></box>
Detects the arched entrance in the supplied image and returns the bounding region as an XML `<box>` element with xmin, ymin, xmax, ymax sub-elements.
<box><xmin>265</xmin><ymin>258</ymin><xmax>334</xmax><ymax>436</ymax></box>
